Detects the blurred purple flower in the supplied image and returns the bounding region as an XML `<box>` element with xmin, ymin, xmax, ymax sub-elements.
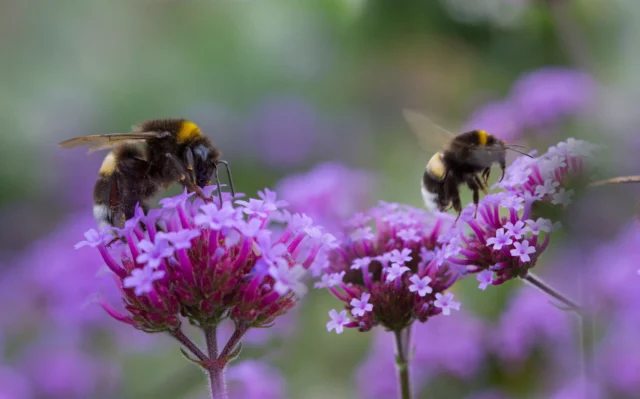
<box><xmin>22</xmin><ymin>346</ymin><xmax>119</xmax><ymax>399</ymax></box>
<box><xmin>464</xmin><ymin>100</ymin><xmax>523</xmax><ymax>141</ymax></box>
<box><xmin>245</xmin><ymin>96</ymin><xmax>320</xmax><ymax>167</ymax></box>
<box><xmin>318</xmin><ymin>202</ymin><xmax>462</xmax><ymax>333</ymax></box>
<box><xmin>510</xmin><ymin>67</ymin><xmax>595</xmax><ymax>129</ymax></box>
<box><xmin>357</xmin><ymin>312</ymin><xmax>486</xmax><ymax>398</ymax></box>
<box><xmin>547</xmin><ymin>377</ymin><xmax>605</xmax><ymax>399</ymax></box>
<box><xmin>465</xmin><ymin>67</ymin><xmax>595</xmax><ymax>140</ymax></box>
<box><xmin>227</xmin><ymin>360</ymin><xmax>287</xmax><ymax>399</ymax></box>
<box><xmin>275</xmin><ymin>162</ymin><xmax>376</xmax><ymax>233</ymax></box>
<box><xmin>490</xmin><ymin>288</ymin><xmax>572</xmax><ymax>364</ymax></box>
<box><xmin>0</xmin><ymin>366</ymin><xmax>32</xmax><ymax>399</ymax></box>
<box><xmin>0</xmin><ymin>214</ymin><xmax>122</xmax><ymax>336</ymax></box>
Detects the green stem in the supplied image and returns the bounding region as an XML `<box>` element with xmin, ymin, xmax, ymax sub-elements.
<box><xmin>204</xmin><ymin>326</ymin><xmax>227</xmax><ymax>399</ymax></box>
<box><xmin>522</xmin><ymin>273</ymin><xmax>581</xmax><ymax>313</ymax></box>
<box><xmin>393</xmin><ymin>329</ymin><xmax>412</xmax><ymax>399</ymax></box>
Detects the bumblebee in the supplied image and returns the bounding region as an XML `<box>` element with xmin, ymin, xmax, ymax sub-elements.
<box><xmin>404</xmin><ymin>110</ymin><xmax>531</xmax><ymax>220</ymax></box>
<box><xmin>59</xmin><ymin>118</ymin><xmax>233</xmax><ymax>228</ymax></box>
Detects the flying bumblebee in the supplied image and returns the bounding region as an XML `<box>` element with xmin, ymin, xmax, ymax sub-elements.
<box><xmin>403</xmin><ymin>109</ymin><xmax>531</xmax><ymax>221</ymax></box>
<box><xmin>59</xmin><ymin>118</ymin><xmax>233</xmax><ymax>228</ymax></box>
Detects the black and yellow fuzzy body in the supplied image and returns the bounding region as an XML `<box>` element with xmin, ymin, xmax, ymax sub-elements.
<box><xmin>421</xmin><ymin>130</ymin><xmax>506</xmax><ymax>220</ymax></box>
<box><xmin>61</xmin><ymin>119</ymin><xmax>221</xmax><ymax>228</ymax></box>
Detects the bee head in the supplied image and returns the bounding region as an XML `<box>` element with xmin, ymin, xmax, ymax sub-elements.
<box><xmin>192</xmin><ymin>143</ymin><xmax>221</xmax><ymax>187</ymax></box>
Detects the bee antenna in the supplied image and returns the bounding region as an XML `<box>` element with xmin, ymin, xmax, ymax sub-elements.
<box><xmin>507</xmin><ymin>143</ymin><xmax>528</xmax><ymax>148</ymax></box>
<box><xmin>507</xmin><ymin>146</ymin><xmax>534</xmax><ymax>158</ymax></box>
<box><xmin>216</xmin><ymin>160</ymin><xmax>236</xmax><ymax>196</ymax></box>
<box><xmin>213</xmin><ymin>167</ymin><xmax>224</xmax><ymax>204</ymax></box>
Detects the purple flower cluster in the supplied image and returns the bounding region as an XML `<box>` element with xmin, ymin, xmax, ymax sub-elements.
<box><xmin>445</xmin><ymin>192</ymin><xmax>555</xmax><ymax>283</ymax></box>
<box><xmin>318</xmin><ymin>202</ymin><xmax>462</xmax><ymax>333</ymax></box>
<box><xmin>227</xmin><ymin>360</ymin><xmax>287</xmax><ymax>399</ymax></box>
<box><xmin>465</xmin><ymin>67</ymin><xmax>595</xmax><ymax>140</ymax></box>
<box><xmin>0</xmin><ymin>213</ymin><xmax>128</xmax><ymax>398</ymax></box>
<box><xmin>78</xmin><ymin>187</ymin><xmax>336</xmax><ymax>333</ymax></box>
<box><xmin>495</xmin><ymin>138</ymin><xmax>598</xmax><ymax>203</ymax></box>
<box><xmin>276</xmin><ymin>162</ymin><xmax>376</xmax><ymax>234</ymax></box>
<box><xmin>444</xmin><ymin>138</ymin><xmax>597</xmax><ymax>284</ymax></box>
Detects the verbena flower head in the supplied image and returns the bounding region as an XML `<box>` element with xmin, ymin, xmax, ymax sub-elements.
<box><xmin>275</xmin><ymin>162</ymin><xmax>375</xmax><ymax>233</ymax></box>
<box><xmin>318</xmin><ymin>202</ymin><xmax>462</xmax><ymax>333</ymax></box>
<box><xmin>445</xmin><ymin>139</ymin><xmax>598</xmax><ymax>284</ymax></box>
<box><xmin>78</xmin><ymin>187</ymin><xmax>335</xmax><ymax>333</ymax></box>
<box><xmin>495</xmin><ymin>138</ymin><xmax>599</xmax><ymax>203</ymax></box>
<box><xmin>446</xmin><ymin>192</ymin><xmax>555</xmax><ymax>283</ymax></box>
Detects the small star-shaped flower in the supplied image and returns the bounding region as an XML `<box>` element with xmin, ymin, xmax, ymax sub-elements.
<box><xmin>434</xmin><ymin>292</ymin><xmax>461</xmax><ymax>315</ymax></box>
<box><xmin>268</xmin><ymin>260</ymin><xmax>308</xmax><ymax>297</ymax></box>
<box><xmin>351</xmin><ymin>257</ymin><xmax>371</xmax><ymax>270</ymax></box>
<box><xmin>408</xmin><ymin>275</ymin><xmax>433</xmax><ymax>297</ymax></box>
<box><xmin>136</xmin><ymin>239</ymin><xmax>175</xmax><ymax>269</ymax></box>
<box><xmin>552</xmin><ymin>188</ymin><xmax>574</xmax><ymax>207</ymax></box>
<box><xmin>123</xmin><ymin>267</ymin><xmax>165</xmax><ymax>296</ymax></box>
<box><xmin>326</xmin><ymin>309</ymin><xmax>349</xmax><ymax>334</ymax></box>
<box><xmin>510</xmin><ymin>240</ymin><xmax>536</xmax><ymax>262</ymax></box>
<box><xmin>350</xmin><ymin>293</ymin><xmax>374</xmax><ymax>317</ymax></box>
<box><xmin>504</xmin><ymin>221</ymin><xmax>527</xmax><ymax>240</ymax></box>
<box><xmin>476</xmin><ymin>270</ymin><xmax>494</xmax><ymax>290</ymax></box>
<box><xmin>486</xmin><ymin>228</ymin><xmax>513</xmax><ymax>250</ymax></box>
<box><xmin>385</xmin><ymin>263</ymin><xmax>410</xmax><ymax>282</ymax></box>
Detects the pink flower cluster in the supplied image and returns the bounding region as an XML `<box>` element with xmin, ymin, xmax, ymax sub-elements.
<box><xmin>76</xmin><ymin>187</ymin><xmax>336</xmax><ymax>333</ymax></box>
<box><xmin>317</xmin><ymin>202</ymin><xmax>462</xmax><ymax>334</ymax></box>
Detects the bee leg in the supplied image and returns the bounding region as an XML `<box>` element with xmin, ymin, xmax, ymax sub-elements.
<box><xmin>185</xmin><ymin>149</ymin><xmax>222</xmax><ymax>203</ymax></box>
<box><xmin>499</xmin><ymin>159</ymin><xmax>506</xmax><ymax>182</ymax></box>
<box><xmin>449</xmin><ymin>184</ymin><xmax>463</xmax><ymax>223</ymax></box>
<box><xmin>474</xmin><ymin>175</ymin><xmax>488</xmax><ymax>194</ymax></box>
<box><xmin>466</xmin><ymin>176</ymin><xmax>482</xmax><ymax>219</ymax></box>
<box><xmin>165</xmin><ymin>153</ymin><xmax>209</xmax><ymax>201</ymax></box>
<box><xmin>183</xmin><ymin>147</ymin><xmax>198</xmax><ymax>185</ymax></box>
<box><xmin>482</xmin><ymin>167</ymin><xmax>491</xmax><ymax>185</ymax></box>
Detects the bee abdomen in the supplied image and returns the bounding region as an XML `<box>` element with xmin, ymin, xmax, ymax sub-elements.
<box><xmin>421</xmin><ymin>169</ymin><xmax>449</xmax><ymax>212</ymax></box>
<box><xmin>93</xmin><ymin>174</ymin><xmax>118</xmax><ymax>228</ymax></box>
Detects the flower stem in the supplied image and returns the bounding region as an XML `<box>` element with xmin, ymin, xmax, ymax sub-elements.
<box><xmin>219</xmin><ymin>325</ymin><xmax>247</xmax><ymax>360</ymax></box>
<box><xmin>170</xmin><ymin>329</ymin><xmax>208</xmax><ymax>362</ymax></box>
<box><xmin>547</xmin><ymin>0</ymin><xmax>593</xmax><ymax>69</ymax></box>
<box><xmin>522</xmin><ymin>272</ymin><xmax>582</xmax><ymax>313</ymax></box>
<box><xmin>589</xmin><ymin>175</ymin><xmax>640</xmax><ymax>187</ymax></box>
<box><xmin>204</xmin><ymin>326</ymin><xmax>227</xmax><ymax>399</ymax></box>
<box><xmin>393</xmin><ymin>329</ymin><xmax>412</xmax><ymax>399</ymax></box>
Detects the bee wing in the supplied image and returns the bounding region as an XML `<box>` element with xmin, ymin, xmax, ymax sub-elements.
<box><xmin>403</xmin><ymin>109</ymin><xmax>456</xmax><ymax>152</ymax></box>
<box><xmin>58</xmin><ymin>132</ymin><xmax>162</xmax><ymax>154</ymax></box>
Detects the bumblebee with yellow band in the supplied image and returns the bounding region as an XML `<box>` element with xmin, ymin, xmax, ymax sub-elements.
<box><xmin>59</xmin><ymin>118</ymin><xmax>233</xmax><ymax>228</ymax></box>
<box><xmin>404</xmin><ymin>110</ymin><xmax>531</xmax><ymax>221</ymax></box>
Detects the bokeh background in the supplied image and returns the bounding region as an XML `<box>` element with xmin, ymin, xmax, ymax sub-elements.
<box><xmin>2</xmin><ymin>0</ymin><xmax>640</xmax><ymax>398</ymax></box>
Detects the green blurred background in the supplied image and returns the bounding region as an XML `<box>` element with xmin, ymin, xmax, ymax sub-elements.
<box><xmin>2</xmin><ymin>0</ymin><xmax>639</xmax><ymax>398</ymax></box>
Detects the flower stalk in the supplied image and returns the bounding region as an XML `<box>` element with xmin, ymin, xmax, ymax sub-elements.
<box><xmin>522</xmin><ymin>272</ymin><xmax>581</xmax><ymax>313</ymax></box>
<box><xmin>394</xmin><ymin>329</ymin><xmax>412</xmax><ymax>399</ymax></box>
<box><xmin>588</xmin><ymin>175</ymin><xmax>640</xmax><ymax>187</ymax></box>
